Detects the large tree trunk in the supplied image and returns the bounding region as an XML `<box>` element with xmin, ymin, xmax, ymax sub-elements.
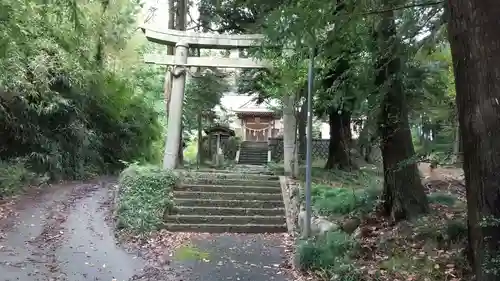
<box><xmin>282</xmin><ymin>94</ymin><xmax>296</xmax><ymax>176</ymax></box>
<box><xmin>324</xmin><ymin>108</ymin><xmax>353</xmax><ymax>170</ymax></box>
<box><xmin>375</xmin><ymin>5</ymin><xmax>428</xmax><ymax>222</ymax></box>
<box><xmin>448</xmin><ymin>1</ymin><xmax>500</xmax><ymax>279</ymax></box>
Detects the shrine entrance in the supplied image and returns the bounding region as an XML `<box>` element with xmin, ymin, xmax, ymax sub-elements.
<box><xmin>141</xmin><ymin>25</ymin><xmax>269</xmax><ymax>169</ymax></box>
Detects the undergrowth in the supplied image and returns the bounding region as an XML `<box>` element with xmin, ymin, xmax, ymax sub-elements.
<box><xmin>294</xmin><ymin>166</ymin><xmax>471</xmax><ymax>281</ymax></box>
<box><xmin>116</xmin><ymin>164</ymin><xmax>177</xmax><ymax>233</ymax></box>
<box><xmin>0</xmin><ymin>158</ymin><xmax>36</xmax><ymax>196</ymax></box>
<box><xmin>301</xmin><ymin>169</ymin><xmax>382</xmax><ymax>218</ymax></box>
<box><xmin>311</xmin><ymin>185</ymin><xmax>380</xmax><ymax>217</ymax></box>
<box><xmin>297</xmin><ymin>231</ymin><xmax>361</xmax><ymax>280</ymax></box>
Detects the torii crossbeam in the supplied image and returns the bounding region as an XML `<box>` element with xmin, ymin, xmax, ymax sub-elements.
<box><xmin>141</xmin><ymin>25</ymin><xmax>268</xmax><ymax>169</ymax></box>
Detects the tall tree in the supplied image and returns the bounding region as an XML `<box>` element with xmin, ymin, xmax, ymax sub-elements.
<box><xmin>375</xmin><ymin>0</ymin><xmax>428</xmax><ymax>221</ymax></box>
<box><xmin>447</xmin><ymin>1</ymin><xmax>500</xmax><ymax>279</ymax></box>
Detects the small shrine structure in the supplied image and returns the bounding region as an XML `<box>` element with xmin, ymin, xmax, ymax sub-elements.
<box><xmin>204</xmin><ymin>124</ymin><xmax>235</xmax><ymax>165</ymax></box>
<box><xmin>233</xmin><ymin>99</ymin><xmax>281</xmax><ymax>142</ymax></box>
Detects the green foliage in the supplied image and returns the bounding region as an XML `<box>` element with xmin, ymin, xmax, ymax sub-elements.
<box><xmin>427</xmin><ymin>191</ymin><xmax>457</xmax><ymax>206</ymax></box>
<box><xmin>116</xmin><ymin>164</ymin><xmax>178</xmax><ymax>233</ymax></box>
<box><xmin>300</xmin><ymin>169</ymin><xmax>381</xmax><ymax>217</ymax></box>
<box><xmin>0</xmin><ymin>159</ymin><xmax>36</xmax><ymax>196</ymax></box>
<box><xmin>297</xmin><ymin>231</ymin><xmax>360</xmax><ymax>280</ymax></box>
<box><xmin>311</xmin><ymin>184</ymin><xmax>380</xmax><ymax>217</ymax></box>
<box><xmin>183</xmin><ymin>138</ymin><xmax>199</xmax><ymax>164</ymax></box>
<box><xmin>0</xmin><ymin>0</ymin><xmax>163</xmax><ymax>180</ymax></box>
<box><xmin>414</xmin><ymin>216</ymin><xmax>467</xmax><ymax>244</ymax></box>
<box><xmin>183</xmin><ymin>70</ymin><xmax>229</xmax><ymax>133</ymax></box>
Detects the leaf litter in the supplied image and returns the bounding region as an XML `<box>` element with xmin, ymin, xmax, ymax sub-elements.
<box><xmin>283</xmin><ymin>164</ymin><xmax>471</xmax><ymax>281</ymax></box>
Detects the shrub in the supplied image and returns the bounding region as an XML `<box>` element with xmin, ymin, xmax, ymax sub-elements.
<box><xmin>1</xmin><ymin>71</ymin><xmax>162</xmax><ymax>181</ymax></box>
<box><xmin>310</xmin><ymin>185</ymin><xmax>380</xmax><ymax>217</ymax></box>
<box><xmin>116</xmin><ymin>164</ymin><xmax>178</xmax><ymax>233</ymax></box>
<box><xmin>445</xmin><ymin>219</ymin><xmax>468</xmax><ymax>242</ymax></box>
<box><xmin>427</xmin><ymin>192</ymin><xmax>457</xmax><ymax>206</ymax></box>
<box><xmin>296</xmin><ymin>231</ymin><xmax>360</xmax><ymax>280</ymax></box>
<box><xmin>183</xmin><ymin>138</ymin><xmax>199</xmax><ymax>165</ymax></box>
<box><xmin>0</xmin><ymin>158</ymin><xmax>35</xmax><ymax>196</ymax></box>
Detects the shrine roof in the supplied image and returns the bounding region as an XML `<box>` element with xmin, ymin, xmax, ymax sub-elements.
<box><xmin>232</xmin><ymin>98</ymin><xmax>276</xmax><ymax>113</ymax></box>
<box><xmin>204</xmin><ymin>124</ymin><xmax>235</xmax><ymax>136</ymax></box>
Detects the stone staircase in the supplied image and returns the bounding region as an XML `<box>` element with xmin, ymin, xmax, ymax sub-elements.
<box><xmin>165</xmin><ymin>171</ymin><xmax>287</xmax><ymax>233</ymax></box>
<box><xmin>238</xmin><ymin>141</ymin><xmax>269</xmax><ymax>165</ymax></box>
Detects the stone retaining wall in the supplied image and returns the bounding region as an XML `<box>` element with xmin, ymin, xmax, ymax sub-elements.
<box><xmin>279</xmin><ymin>176</ymin><xmax>300</xmax><ymax>234</ymax></box>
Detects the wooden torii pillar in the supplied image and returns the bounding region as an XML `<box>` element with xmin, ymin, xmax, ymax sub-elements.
<box><xmin>141</xmin><ymin>25</ymin><xmax>269</xmax><ymax>169</ymax></box>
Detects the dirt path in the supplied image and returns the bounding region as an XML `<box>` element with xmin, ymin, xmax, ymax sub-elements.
<box><xmin>0</xmin><ymin>178</ymin><xmax>146</xmax><ymax>281</ymax></box>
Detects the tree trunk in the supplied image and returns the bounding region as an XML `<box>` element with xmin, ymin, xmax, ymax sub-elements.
<box><xmin>164</xmin><ymin>0</ymin><xmax>175</xmax><ymax>114</ymax></box>
<box><xmin>452</xmin><ymin>117</ymin><xmax>461</xmax><ymax>164</ymax></box>
<box><xmin>375</xmin><ymin>5</ymin><xmax>428</xmax><ymax>222</ymax></box>
<box><xmin>324</xmin><ymin>108</ymin><xmax>353</xmax><ymax>170</ymax></box>
<box><xmin>448</xmin><ymin>1</ymin><xmax>500</xmax><ymax>279</ymax></box>
<box><xmin>282</xmin><ymin>94</ymin><xmax>296</xmax><ymax>176</ymax></box>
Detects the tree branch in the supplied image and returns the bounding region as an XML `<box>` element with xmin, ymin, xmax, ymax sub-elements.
<box><xmin>362</xmin><ymin>1</ymin><xmax>444</xmax><ymax>15</ymax></box>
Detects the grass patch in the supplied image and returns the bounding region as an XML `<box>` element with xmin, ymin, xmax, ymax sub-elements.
<box><xmin>299</xmin><ymin>169</ymin><xmax>382</xmax><ymax>218</ymax></box>
<box><xmin>116</xmin><ymin>164</ymin><xmax>178</xmax><ymax>233</ymax></box>
<box><xmin>311</xmin><ymin>184</ymin><xmax>380</xmax><ymax>217</ymax></box>
<box><xmin>427</xmin><ymin>191</ymin><xmax>458</xmax><ymax>206</ymax></box>
<box><xmin>296</xmin><ymin>231</ymin><xmax>361</xmax><ymax>280</ymax></box>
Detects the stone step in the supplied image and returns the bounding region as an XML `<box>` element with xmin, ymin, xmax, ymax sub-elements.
<box><xmin>174</xmin><ymin>206</ymin><xmax>286</xmax><ymax>216</ymax></box>
<box><xmin>184</xmin><ymin>178</ymin><xmax>280</xmax><ymax>187</ymax></box>
<box><xmin>175</xmin><ymin>184</ymin><xmax>281</xmax><ymax>194</ymax></box>
<box><xmin>185</xmin><ymin>169</ymin><xmax>269</xmax><ymax>175</ymax></box>
<box><xmin>238</xmin><ymin>157</ymin><xmax>268</xmax><ymax>161</ymax></box>
<box><xmin>238</xmin><ymin>160</ymin><xmax>268</xmax><ymax>165</ymax></box>
<box><xmin>182</xmin><ymin>172</ymin><xmax>278</xmax><ymax>180</ymax></box>
<box><xmin>164</xmin><ymin>223</ymin><xmax>287</xmax><ymax>233</ymax></box>
<box><xmin>239</xmin><ymin>151</ymin><xmax>268</xmax><ymax>154</ymax></box>
<box><xmin>165</xmin><ymin>214</ymin><xmax>286</xmax><ymax>225</ymax></box>
<box><xmin>174</xmin><ymin>199</ymin><xmax>284</xmax><ymax>208</ymax></box>
<box><xmin>239</xmin><ymin>156</ymin><xmax>268</xmax><ymax>159</ymax></box>
<box><xmin>174</xmin><ymin>191</ymin><xmax>283</xmax><ymax>201</ymax></box>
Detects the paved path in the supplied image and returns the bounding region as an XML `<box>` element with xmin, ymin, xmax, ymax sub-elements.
<box><xmin>170</xmin><ymin>233</ymin><xmax>289</xmax><ymax>281</ymax></box>
<box><xmin>0</xmin><ymin>178</ymin><xmax>291</xmax><ymax>281</ymax></box>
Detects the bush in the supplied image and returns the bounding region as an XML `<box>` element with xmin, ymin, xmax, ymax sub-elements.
<box><xmin>310</xmin><ymin>185</ymin><xmax>380</xmax><ymax>217</ymax></box>
<box><xmin>296</xmin><ymin>231</ymin><xmax>360</xmax><ymax>280</ymax></box>
<box><xmin>0</xmin><ymin>159</ymin><xmax>35</xmax><ymax>196</ymax></box>
<box><xmin>183</xmin><ymin>138</ymin><xmax>199</xmax><ymax>165</ymax></box>
<box><xmin>1</xmin><ymin>71</ymin><xmax>162</xmax><ymax>180</ymax></box>
<box><xmin>445</xmin><ymin>219</ymin><xmax>468</xmax><ymax>242</ymax></box>
<box><xmin>427</xmin><ymin>192</ymin><xmax>457</xmax><ymax>206</ymax></box>
<box><xmin>116</xmin><ymin>164</ymin><xmax>178</xmax><ymax>233</ymax></box>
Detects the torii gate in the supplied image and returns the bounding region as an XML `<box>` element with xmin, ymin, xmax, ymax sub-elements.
<box><xmin>141</xmin><ymin>25</ymin><xmax>269</xmax><ymax>169</ymax></box>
